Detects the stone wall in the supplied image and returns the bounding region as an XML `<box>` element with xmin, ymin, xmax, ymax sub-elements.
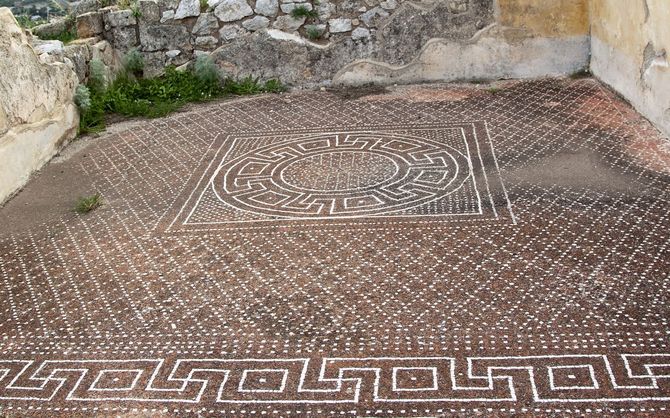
<box><xmin>590</xmin><ymin>0</ymin><xmax>670</xmax><ymax>138</ymax></box>
<box><xmin>62</xmin><ymin>0</ymin><xmax>592</xmax><ymax>85</ymax></box>
<box><xmin>68</xmin><ymin>0</ymin><xmax>498</xmax><ymax>81</ymax></box>
<box><xmin>336</xmin><ymin>0</ymin><xmax>590</xmax><ymax>84</ymax></box>
<box><xmin>0</xmin><ymin>8</ymin><xmax>79</xmax><ymax>204</ymax></box>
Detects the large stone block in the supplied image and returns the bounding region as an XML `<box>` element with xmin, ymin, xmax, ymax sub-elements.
<box><xmin>90</xmin><ymin>39</ymin><xmax>124</xmax><ymax>83</ymax></box>
<box><xmin>195</xmin><ymin>35</ymin><xmax>219</xmax><ymax>49</ymax></box>
<box><xmin>63</xmin><ymin>43</ymin><xmax>91</xmax><ymax>82</ymax></box>
<box><xmin>31</xmin><ymin>19</ymin><xmax>70</xmax><ymax>39</ymax></box>
<box><xmin>108</xmin><ymin>26</ymin><xmax>139</xmax><ymax>51</ymax></box>
<box><xmin>175</xmin><ymin>0</ymin><xmax>201</xmax><ymax>19</ymax></box>
<box><xmin>242</xmin><ymin>16</ymin><xmax>270</xmax><ymax>31</ymax></box>
<box><xmin>328</xmin><ymin>18</ymin><xmax>352</xmax><ymax>33</ymax></box>
<box><xmin>219</xmin><ymin>24</ymin><xmax>247</xmax><ymax>41</ymax></box>
<box><xmin>141</xmin><ymin>50</ymin><xmax>168</xmax><ymax>77</ymax></box>
<box><xmin>140</xmin><ymin>24</ymin><xmax>193</xmax><ymax>51</ymax></box>
<box><xmin>76</xmin><ymin>11</ymin><xmax>103</xmax><ymax>38</ymax></box>
<box><xmin>272</xmin><ymin>15</ymin><xmax>305</xmax><ymax>32</ymax></box>
<box><xmin>254</xmin><ymin>0</ymin><xmax>279</xmax><ymax>17</ymax></box>
<box><xmin>139</xmin><ymin>0</ymin><xmax>161</xmax><ymax>23</ymax></box>
<box><xmin>103</xmin><ymin>9</ymin><xmax>137</xmax><ymax>29</ymax></box>
<box><xmin>73</xmin><ymin>0</ymin><xmax>105</xmax><ymax>15</ymax></box>
<box><xmin>192</xmin><ymin>12</ymin><xmax>219</xmax><ymax>35</ymax></box>
<box><xmin>0</xmin><ymin>9</ymin><xmax>78</xmax><ymax>203</ymax></box>
<box><xmin>214</xmin><ymin>0</ymin><xmax>254</xmax><ymax>22</ymax></box>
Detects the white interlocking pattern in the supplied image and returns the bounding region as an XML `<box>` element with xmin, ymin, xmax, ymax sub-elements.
<box><xmin>162</xmin><ymin>123</ymin><xmax>513</xmax><ymax>232</ymax></box>
<box><xmin>1</xmin><ymin>355</ymin><xmax>669</xmax><ymax>403</ymax></box>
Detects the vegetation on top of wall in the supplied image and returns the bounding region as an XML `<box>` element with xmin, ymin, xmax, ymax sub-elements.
<box><xmin>15</xmin><ymin>14</ymin><xmax>47</xmax><ymax>28</ymax></box>
<box><xmin>290</xmin><ymin>5</ymin><xmax>319</xmax><ymax>19</ymax></box>
<box><xmin>77</xmin><ymin>55</ymin><xmax>286</xmax><ymax>134</ymax></box>
<box><xmin>41</xmin><ymin>25</ymin><xmax>77</xmax><ymax>43</ymax></box>
<box><xmin>305</xmin><ymin>25</ymin><xmax>322</xmax><ymax>40</ymax></box>
<box><xmin>34</xmin><ymin>15</ymin><xmax>77</xmax><ymax>44</ymax></box>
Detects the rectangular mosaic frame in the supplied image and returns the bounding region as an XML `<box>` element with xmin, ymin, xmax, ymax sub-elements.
<box><xmin>158</xmin><ymin>122</ymin><xmax>515</xmax><ymax>232</ymax></box>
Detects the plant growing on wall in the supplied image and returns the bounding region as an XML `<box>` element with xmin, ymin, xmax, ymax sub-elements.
<box><xmin>290</xmin><ymin>5</ymin><xmax>318</xmax><ymax>20</ymax></box>
<box><xmin>130</xmin><ymin>2</ymin><xmax>142</xmax><ymax>18</ymax></box>
<box><xmin>88</xmin><ymin>59</ymin><xmax>108</xmax><ymax>93</ymax></box>
<box><xmin>123</xmin><ymin>48</ymin><xmax>144</xmax><ymax>78</ymax></box>
<box><xmin>74</xmin><ymin>85</ymin><xmax>92</xmax><ymax>111</ymax></box>
<box><xmin>305</xmin><ymin>25</ymin><xmax>322</xmax><ymax>40</ymax></box>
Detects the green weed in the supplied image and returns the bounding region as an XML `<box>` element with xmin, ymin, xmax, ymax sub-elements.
<box><xmin>75</xmin><ymin>194</ymin><xmax>102</xmax><ymax>213</ymax></box>
<box><xmin>263</xmin><ymin>79</ymin><xmax>287</xmax><ymax>93</ymax></box>
<box><xmin>124</xmin><ymin>48</ymin><xmax>145</xmax><ymax>76</ymax></box>
<box><xmin>78</xmin><ymin>58</ymin><xmax>285</xmax><ymax>134</ymax></box>
<box><xmin>305</xmin><ymin>25</ymin><xmax>322</xmax><ymax>40</ymax></box>
<box><xmin>130</xmin><ymin>3</ymin><xmax>142</xmax><ymax>18</ymax></box>
<box><xmin>290</xmin><ymin>5</ymin><xmax>318</xmax><ymax>19</ymax></box>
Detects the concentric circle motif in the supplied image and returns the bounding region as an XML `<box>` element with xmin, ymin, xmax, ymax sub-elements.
<box><xmin>212</xmin><ymin>132</ymin><xmax>471</xmax><ymax>217</ymax></box>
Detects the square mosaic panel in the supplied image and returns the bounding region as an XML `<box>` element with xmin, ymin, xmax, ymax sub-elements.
<box><xmin>160</xmin><ymin>122</ymin><xmax>514</xmax><ymax>232</ymax></box>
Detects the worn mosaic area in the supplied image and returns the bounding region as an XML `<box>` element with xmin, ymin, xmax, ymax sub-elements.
<box><xmin>0</xmin><ymin>79</ymin><xmax>670</xmax><ymax>416</ymax></box>
<box><xmin>163</xmin><ymin>123</ymin><xmax>513</xmax><ymax>232</ymax></box>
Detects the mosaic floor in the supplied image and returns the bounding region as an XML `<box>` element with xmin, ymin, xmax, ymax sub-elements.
<box><xmin>0</xmin><ymin>79</ymin><xmax>669</xmax><ymax>417</ymax></box>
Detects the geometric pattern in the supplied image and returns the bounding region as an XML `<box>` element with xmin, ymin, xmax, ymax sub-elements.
<box><xmin>1</xmin><ymin>79</ymin><xmax>670</xmax><ymax>415</ymax></box>
<box><xmin>1</xmin><ymin>354</ymin><xmax>669</xmax><ymax>403</ymax></box>
<box><xmin>161</xmin><ymin>123</ymin><xmax>515</xmax><ymax>232</ymax></box>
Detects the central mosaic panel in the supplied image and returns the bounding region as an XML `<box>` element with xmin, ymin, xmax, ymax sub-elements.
<box><xmin>161</xmin><ymin>123</ymin><xmax>513</xmax><ymax>232</ymax></box>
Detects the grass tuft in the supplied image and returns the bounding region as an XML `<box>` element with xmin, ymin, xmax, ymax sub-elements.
<box><xmin>130</xmin><ymin>3</ymin><xmax>142</xmax><ymax>18</ymax></box>
<box><xmin>75</xmin><ymin>194</ymin><xmax>102</xmax><ymax>214</ymax></box>
<box><xmin>290</xmin><ymin>5</ymin><xmax>318</xmax><ymax>19</ymax></box>
<box><xmin>263</xmin><ymin>79</ymin><xmax>287</xmax><ymax>93</ymax></box>
<box><xmin>569</xmin><ymin>68</ymin><xmax>591</xmax><ymax>79</ymax></box>
<box><xmin>305</xmin><ymin>25</ymin><xmax>322</xmax><ymax>40</ymax></box>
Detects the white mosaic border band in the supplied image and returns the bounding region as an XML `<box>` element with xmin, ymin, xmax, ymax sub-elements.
<box><xmin>0</xmin><ymin>354</ymin><xmax>668</xmax><ymax>404</ymax></box>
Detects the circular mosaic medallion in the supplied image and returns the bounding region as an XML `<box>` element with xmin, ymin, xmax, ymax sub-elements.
<box><xmin>281</xmin><ymin>151</ymin><xmax>399</xmax><ymax>192</ymax></box>
<box><xmin>212</xmin><ymin>132</ymin><xmax>471</xmax><ymax>217</ymax></box>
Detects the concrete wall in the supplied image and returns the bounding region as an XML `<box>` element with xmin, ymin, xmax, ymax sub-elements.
<box><xmin>335</xmin><ymin>0</ymin><xmax>590</xmax><ymax>85</ymax></box>
<box><xmin>0</xmin><ymin>8</ymin><xmax>79</xmax><ymax>204</ymax></box>
<box><xmin>589</xmin><ymin>0</ymin><xmax>670</xmax><ymax>138</ymax></box>
<box><xmin>496</xmin><ymin>0</ymin><xmax>588</xmax><ymax>38</ymax></box>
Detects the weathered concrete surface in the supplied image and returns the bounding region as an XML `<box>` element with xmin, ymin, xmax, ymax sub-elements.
<box><xmin>589</xmin><ymin>0</ymin><xmax>670</xmax><ymax>138</ymax></box>
<box><xmin>0</xmin><ymin>8</ymin><xmax>78</xmax><ymax>204</ymax></box>
<box><xmin>496</xmin><ymin>0</ymin><xmax>589</xmax><ymax>37</ymax></box>
<box><xmin>335</xmin><ymin>0</ymin><xmax>590</xmax><ymax>85</ymax></box>
<box><xmin>334</xmin><ymin>25</ymin><xmax>589</xmax><ymax>85</ymax></box>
